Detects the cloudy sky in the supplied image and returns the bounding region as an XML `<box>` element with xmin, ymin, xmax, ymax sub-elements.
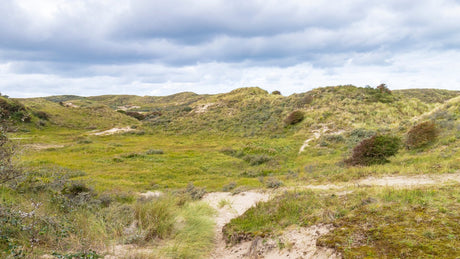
<box><xmin>1</xmin><ymin>0</ymin><xmax>459</xmax><ymax>97</ymax></box>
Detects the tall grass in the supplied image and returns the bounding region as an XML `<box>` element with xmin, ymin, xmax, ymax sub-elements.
<box><xmin>164</xmin><ymin>202</ymin><xmax>215</xmax><ymax>258</ymax></box>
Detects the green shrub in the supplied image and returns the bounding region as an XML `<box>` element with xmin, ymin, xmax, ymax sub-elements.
<box><xmin>33</xmin><ymin>111</ymin><xmax>49</xmax><ymax>120</ymax></box>
<box><xmin>222</xmin><ymin>182</ymin><xmax>237</xmax><ymax>192</ymax></box>
<box><xmin>63</xmin><ymin>182</ymin><xmax>93</xmax><ymax>198</ymax></box>
<box><xmin>242</xmin><ymin>154</ymin><xmax>271</xmax><ymax>165</ymax></box>
<box><xmin>145</xmin><ymin>149</ymin><xmax>164</xmax><ymax>155</ymax></box>
<box><xmin>345</xmin><ymin>134</ymin><xmax>401</xmax><ymax>166</ymax></box>
<box><xmin>0</xmin><ymin>128</ymin><xmax>20</xmax><ymax>184</ymax></box>
<box><xmin>265</xmin><ymin>177</ymin><xmax>283</xmax><ymax>189</ymax></box>
<box><xmin>271</xmin><ymin>90</ymin><xmax>281</xmax><ymax>95</ymax></box>
<box><xmin>185</xmin><ymin>183</ymin><xmax>206</xmax><ymax>200</ymax></box>
<box><xmin>284</xmin><ymin>110</ymin><xmax>304</xmax><ymax>125</ymax></box>
<box><xmin>406</xmin><ymin>121</ymin><xmax>439</xmax><ymax>149</ymax></box>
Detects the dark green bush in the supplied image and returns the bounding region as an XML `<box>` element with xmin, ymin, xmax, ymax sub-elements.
<box><xmin>271</xmin><ymin>90</ymin><xmax>281</xmax><ymax>95</ymax></box>
<box><xmin>284</xmin><ymin>110</ymin><xmax>304</xmax><ymax>125</ymax></box>
<box><xmin>63</xmin><ymin>182</ymin><xmax>93</xmax><ymax>198</ymax></box>
<box><xmin>125</xmin><ymin>111</ymin><xmax>146</xmax><ymax>120</ymax></box>
<box><xmin>345</xmin><ymin>134</ymin><xmax>401</xmax><ymax>166</ymax></box>
<box><xmin>406</xmin><ymin>121</ymin><xmax>439</xmax><ymax>149</ymax></box>
<box><xmin>33</xmin><ymin>111</ymin><xmax>49</xmax><ymax>120</ymax></box>
<box><xmin>145</xmin><ymin>149</ymin><xmax>164</xmax><ymax>155</ymax></box>
<box><xmin>242</xmin><ymin>154</ymin><xmax>272</xmax><ymax>165</ymax></box>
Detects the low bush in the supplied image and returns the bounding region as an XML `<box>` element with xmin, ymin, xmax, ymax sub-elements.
<box><xmin>125</xmin><ymin>111</ymin><xmax>146</xmax><ymax>120</ymax></box>
<box><xmin>406</xmin><ymin>121</ymin><xmax>439</xmax><ymax>149</ymax></box>
<box><xmin>284</xmin><ymin>110</ymin><xmax>304</xmax><ymax>125</ymax></box>
<box><xmin>145</xmin><ymin>149</ymin><xmax>164</xmax><ymax>155</ymax></box>
<box><xmin>0</xmin><ymin>128</ymin><xmax>20</xmax><ymax>184</ymax></box>
<box><xmin>345</xmin><ymin>134</ymin><xmax>401</xmax><ymax>166</ymax></box>
<box><xmin>242</xmin><ymin>154</ymin><xmax>272</xmax><ymax>166</ymax></box>
<box><xmin>185</xmin><ymin>183</ymin><xmax>206</xmax><ymax>200</ymax></box>
<box><xmin>33</xmin><ymin>111</ymin><xmax>49</xmax><ymax>120</ymax></box>
<box><xmin>271</xmin><ymin>90</ymin><xmax>281</xmax><ymax>95</ymax></box>
<box><xmin>265</xmin><ymin>177</ymin><xmax>283</xmax><ymax>189</ymax></box>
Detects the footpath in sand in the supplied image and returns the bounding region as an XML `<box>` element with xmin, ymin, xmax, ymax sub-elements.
<box><xmin>204</xmin><ymin>172</ymin><xmax>460</xmax><ymax>259</ymax></box>
<box><xmin>203</xmin><ymin>191</ymin><xmax>339</xmax><ymax>259</ymax></box>
<box><xmin>102</xmin><ymin>173</ymin><xmax>460</xmax><ymax>258</ymax></box>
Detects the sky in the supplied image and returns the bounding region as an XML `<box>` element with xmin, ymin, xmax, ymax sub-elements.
<box><xmin>0</xmin><ymin>0</ymin><xmax>459</xmax><ymax>98</ymax></box>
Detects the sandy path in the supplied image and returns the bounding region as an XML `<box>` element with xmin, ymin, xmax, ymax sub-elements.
<box><xmin>204</xmin><ymin>172</ymin><xmax>460</xmax><ymax>258</ymax></box>
<box><xmin>202</xmin><ymin>191</ymin><xmax>340</xmax><ymax>259</ymax></box>
<box><xmin>298</xmin><ymin>172</ymin><xmax>460</xmax><ymax>191</ymax></box>
<box><xmin>202</xmin><ymin>191</ymin><xmax>270</xmax><ymax>259</ymax></box>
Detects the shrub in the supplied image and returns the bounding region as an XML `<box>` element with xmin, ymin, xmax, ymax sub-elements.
<box><xmin>62</xmin><ymin>182</ymin><xmax>93</xmax><ymax>198</ymax></box>
<box><xmin>222</xmin><ymin>182</ymin><xmax>237</xmax><ymax>192</ymax></box>
<box><xmin>33</xmin><ymin>111</ymin><xmax>49</xmax><ymax>120</ymax></box>
<box><xmin>145</xmin><ymin>149</ymin><xmax>164</xmax><ymax>155</ymax></box>
<box><xmin>0</xmin><ymin>127</ymin><xmax>20</xmax><ymax>184</ymax></box>
<box><xmin>345</xmin><ymin>134</ymin><xmax>401</xmax><ymax>166</ymax></box>
<box><xmin>186</xmin><ymin>183</ymin><xmax>206</xmax><ymax>200</ymax></box>
<box><xmin>242</xmin><ymin>154</ymin><xmax>271</xmax><ymax>165</ymax></box>
<box><xmin>125</xmin><ymin>111</ymin><xmax>146</xmax><ymax>120</ymax></box>
<box><xmin>406</xmin><ymin>121</ymin><xmax>439</xmax><ymax>149</ymax></box>
<box><xmin>302</xmin><ymin>95</ymin><xmax>314</xmax><ymax>105</ymax></box>
<box><xmin>284</xmin><ymin>110</ymin><xmax>304</xmax><ymax>125</ymax></box>
<box><xmin>271</xmin><ymin>90</ymin><xmax>281</xmax><ymax>95</ymax></box>
<box><xmin>265</xmin><ymin>177</ymin><xmax>283</xmax><ymax>189</ymax></box>
<box><xmin>376</xmin><ymin>83</ymin><xmax>391</xmax><ymax>94</ymax></box>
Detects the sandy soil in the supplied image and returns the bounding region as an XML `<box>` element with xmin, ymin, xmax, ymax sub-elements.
<box><xmin>299</xmin><ymin>127</ymin><xmax>345</xmax><ymax>154</ymax></box>
<box><xmin>91</xmin><ymin>127</ymin><xmax>135</xmax><ymax>136</ymax></box>
<box><xmin>202</xmin><ymin>191</ymin><xmax>270</xmax><ymax>259</ymax></box>
<box><xmin>195</xmin><ymin>103</ymin><xmax>215</xmax><ymax>113</ymax></box>
<box><xmin>117</xmin><ymin>105</ymin><xmax>141</xmax><ymax>111</ymax></box>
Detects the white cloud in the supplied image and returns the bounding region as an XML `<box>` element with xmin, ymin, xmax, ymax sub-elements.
<box><xmin>0</xmin><ymin>0</ymin><xmax>459</xmax><ymax>97</ymax></box>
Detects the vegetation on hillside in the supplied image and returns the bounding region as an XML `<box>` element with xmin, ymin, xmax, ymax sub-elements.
<box><xmin>1</xmin><ymin>85</ymin><xmax>459</xmax><ymax>257</ymax></box>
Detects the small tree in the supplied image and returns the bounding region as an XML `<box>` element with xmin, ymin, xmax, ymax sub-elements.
<box><xmin>406</xmin><ymin>121</ymin><xmax>439</xmax><ymax>149</ymax></box>
<box><xmin>0</xmin><ymin>125</ymin><xmax>20</xmax><ymax>183</ymax></box>
<box><xmin>345</xmin><ymin>134</ymin><xmax>401</xmax><ymax>166</ymax></box>
<box><xmin>376</xmin><ymin>84</ymin><xmax>391</xmax><ymax>94</ymax></box>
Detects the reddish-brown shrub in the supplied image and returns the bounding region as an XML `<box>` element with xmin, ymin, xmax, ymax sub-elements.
<box><xmin>284</xmin><ymin>110</ymin><xmax>304</xmax><ymax>125</ymax></box>
<box><xmin>406</xmin><ymin>121</ymin><xmax>439</xmax><ymax>149</ymax></box>
<box><xmin>345</xmin><ymin>134</ymin><xmax>401</xmax><ymax>166</ymax></box>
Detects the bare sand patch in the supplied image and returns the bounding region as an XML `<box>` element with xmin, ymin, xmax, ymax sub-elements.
<box><xmin>91</xmin><ymin>127</ymin><xmax>135</xmax><ymax>136</ymax></box>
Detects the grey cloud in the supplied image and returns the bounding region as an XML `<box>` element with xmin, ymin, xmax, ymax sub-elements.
<box><xmin>0</xmin><ymin>0</ymin><xmax>459</xmax><ymax>97</ymax></box>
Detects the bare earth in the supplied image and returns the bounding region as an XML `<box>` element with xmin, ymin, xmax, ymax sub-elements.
<box><xmin>91</xmin><ymin>127</ymin><xmax>135</xmax><ymax>136</ymax></box>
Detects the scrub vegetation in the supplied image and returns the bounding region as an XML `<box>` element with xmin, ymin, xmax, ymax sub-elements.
<box><xmin>1</xmin><ymin>85</ymin><xmax>460</xmax><ymax>258</ymax></box>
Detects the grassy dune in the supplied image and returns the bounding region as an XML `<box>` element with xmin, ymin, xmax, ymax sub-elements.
<box><xmin>1</xmin><ymin>85</ymin><xmax>459</xmax><ymax>257</ymax></box>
